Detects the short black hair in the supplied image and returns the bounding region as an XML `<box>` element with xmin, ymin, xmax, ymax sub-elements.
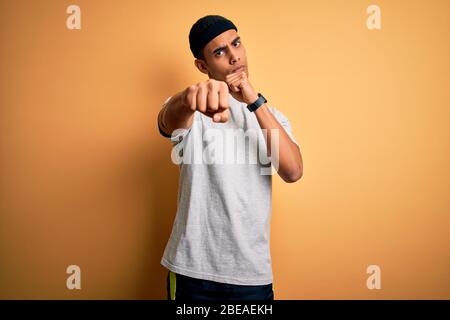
<box><xmin>189</xmin><ymin>15</ymin><xmax>238</xmax><ymax>59</ymax></box>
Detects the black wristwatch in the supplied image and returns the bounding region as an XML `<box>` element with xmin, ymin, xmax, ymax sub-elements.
<box><xmin>246</xmin><ymin>93</ymin><xmax>267</xmax><ymax>112</ymax></box>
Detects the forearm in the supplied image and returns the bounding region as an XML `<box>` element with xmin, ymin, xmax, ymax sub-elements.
<box><xmin>254</xmin><ymin>104</ymin><xmax>303</xmax><ymax>183</ymax></box>
<box><xmin>224</xmin><ymin>70</ymin><xmax>302</xmax><ymax>182</ymax></box>
<box><xmin>158</xmin><ymin>91</ymin><xmax>195</xmax><ymax>136</ymax></box>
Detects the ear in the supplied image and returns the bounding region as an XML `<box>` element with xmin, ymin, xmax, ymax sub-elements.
<box><xmin>194</xmin><ymin>59</ymin><xmax>209</xmax><ymax>75</ymax></box>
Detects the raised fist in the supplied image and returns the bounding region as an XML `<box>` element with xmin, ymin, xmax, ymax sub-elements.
<box><xmin>182</xmin><ymin>79</ymin><xmax>230</xmax><ymax>123</ymax></box>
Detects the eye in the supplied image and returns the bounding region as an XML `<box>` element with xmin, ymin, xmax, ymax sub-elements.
<box><xmin>215</xmin><ymin>50</ymin><xmax>224</xmax><ymax>57</ymax></box>
<box><xmin>233</xmin><ymin>40</ymin><xmax>241</xmax><ymax>47</ymax></box>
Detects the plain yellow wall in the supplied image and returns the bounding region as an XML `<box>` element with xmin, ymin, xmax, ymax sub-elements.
<box><xmin>0</xmin><ymin>0</ymin><xmax>449</xmax><ymax>299</ymax></box>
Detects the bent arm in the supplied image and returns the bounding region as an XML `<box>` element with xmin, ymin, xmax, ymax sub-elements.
<box><xmin>254</xmin><ymin>104</ymin><xmax>303</xmax><ymax>183</ymax></box>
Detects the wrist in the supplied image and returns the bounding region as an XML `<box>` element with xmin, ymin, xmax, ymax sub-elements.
<box><xmin>245</xmin><ymin>92</ymin><xmax>259</xmax><ymax>105</ymax></box>
<box><xmin>246</xmin><ymin>93</ymin><xmax>267</xmax><ymax>112</ymax></box>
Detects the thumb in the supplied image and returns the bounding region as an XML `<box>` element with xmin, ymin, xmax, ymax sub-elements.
<box><xmin>216</xmin><ymin>109</ymin><xmax>229</xmax><ymax>122</ymax></box>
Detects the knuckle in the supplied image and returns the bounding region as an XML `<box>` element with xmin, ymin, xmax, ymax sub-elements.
<box><xmin>197</xmin><ymin>83</ymin><xmax>205</xmax><ymax>94</ymax></box>
<box><xmin>220</xmin><ymin>81</ymin><xmax>229</xmax><ymax>91</ymax></box>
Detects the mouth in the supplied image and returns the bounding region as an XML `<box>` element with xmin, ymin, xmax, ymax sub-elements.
<box><xmin>230</xmin><ymin>65</ymin><xmax>245</xmax><ymax>74</ymax></box>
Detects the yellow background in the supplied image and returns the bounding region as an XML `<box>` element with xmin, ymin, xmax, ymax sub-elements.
<box><xmin>1</xmin><ymin>0</ymin><xmax>449</xmax><ymax>299</ymax></box>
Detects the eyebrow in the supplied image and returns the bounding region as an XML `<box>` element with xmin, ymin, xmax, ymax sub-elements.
<box><xmin>212</xmin><ymin>37</ymin><xmax>241</xmax><ymax>55</ymax></box>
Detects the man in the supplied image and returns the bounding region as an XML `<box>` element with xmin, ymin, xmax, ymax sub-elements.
<box><xmin>157</xmin><ymin>15</ymin><xmax>303</xmax><ymax>300</ymax></box>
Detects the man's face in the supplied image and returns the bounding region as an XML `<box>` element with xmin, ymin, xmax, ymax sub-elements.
<box><xmin>195</xmin><ymin>29</ymin><xmax>249</xmax><ymax>82</ymax></box>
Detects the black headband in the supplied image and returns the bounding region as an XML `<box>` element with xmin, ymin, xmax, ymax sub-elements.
<box><xmin>189</xmin><ymin>15</ymin><xmax>238</xmax><ymax>59</ymax></box>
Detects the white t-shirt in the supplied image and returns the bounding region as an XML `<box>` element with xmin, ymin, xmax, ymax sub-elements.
<box><xmin>159</xmin><ymin>94</ymin><xmax>298</xmax><ymax>285</ymax></box>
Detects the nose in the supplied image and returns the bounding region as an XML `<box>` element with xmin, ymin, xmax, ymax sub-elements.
<box><xmin>229</xmin><ymin>46</ymin><xmax>240</xmax><ymax>64</ymax></box>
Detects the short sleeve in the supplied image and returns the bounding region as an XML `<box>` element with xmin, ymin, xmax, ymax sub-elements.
<box><xmin>268</xmin><ymin>106</ymin><xmax>299</xmax><ymax>147</ymax></box>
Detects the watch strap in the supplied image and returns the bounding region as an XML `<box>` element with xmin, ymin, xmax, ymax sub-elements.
<box><xmin>246</xmin><ymin>93</ymin><xmax>267</xmax><ymax>112</ymax></box>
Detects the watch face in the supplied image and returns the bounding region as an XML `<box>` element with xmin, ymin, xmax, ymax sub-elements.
<box><xmin>258</xmin><ymin>93</ymin><xmax>267</xmax><ymax>103</ymax></box>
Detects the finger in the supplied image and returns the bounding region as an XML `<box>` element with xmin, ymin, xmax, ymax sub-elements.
<box><xmin>231</xmin><ymin>72</ymin><xmax>246</xmax><ymax>83</ymax></box>
<box><xmin>214</xmin><ymin>108</ymin><xmax>229</xmax><ymax>123</ymax></box>
<box><xmin>225</xmin><ymin>70</ymin><xmax>245</xmax><ymax>83</ymax></box>
<box><xmin>225</xmin><ymin>69</ymin><xmax>245</xmax><ymax>79</ymax></box>
<box><xmin>230</xmin><ymin>73</ymin><xmax>248</xmax><ymax>89</ymax></box>
<box><xmin>229</xmin><ymin>83</ymin><xmax>240</xmax><ymax>93</ymax></box>
<box><xmin>197</xmin><ymin>83</ymin><xmax>207</xmax><ymax>113</ymax></box>
<box><xmin>207</xmin><ymin>81</ymin><xmax>219</xmax><ymax>112</ymax></box>
<box><xmin>203</xmin><ymin>106</ymin><xmax>226</xmax><ymax>118</ymax></box>
<box><xmin>227</xmin><ymin>72</ymin><xmax>245</xmax><ymax>86</ymax></box>
<box><xmin>218</xmin><ymin>82</ymin><xmax>229</xmax><ymax>110</ymax></box>
<box><xmin>203</xmin><ymin>108</ymin><xmax>219</xmax><ymax>116</ymax></box>
<box><xmin>186</xmin><ymin>85</ymin><xmax>197</xmax><ymax>111</ymax></box>
<box><xmin>227</xmin><ymin>78</ymin><xmax>243</xmax><ymax>92</ymax></box>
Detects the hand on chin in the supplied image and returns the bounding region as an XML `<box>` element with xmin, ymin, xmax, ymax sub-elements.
<box><xmin>225</xmin><ymin>71</ymin><xmax>258</xmax><ymax>105</ymax></box>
